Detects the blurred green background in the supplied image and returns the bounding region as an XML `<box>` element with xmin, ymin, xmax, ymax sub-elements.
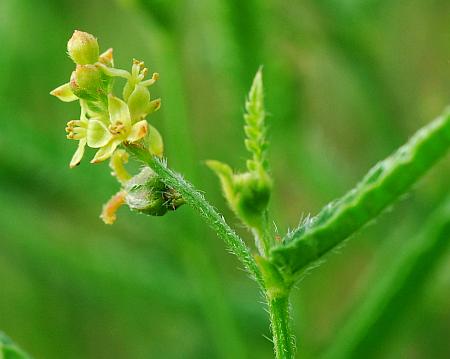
<box><xmin>0</xmin><ymin>0</ymin><xmax>449</xmax><ymax>358</ymax></box>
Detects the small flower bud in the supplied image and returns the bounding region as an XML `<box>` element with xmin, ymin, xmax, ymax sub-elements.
<box><xmin>232</xmin><ymin>171</ymin><xmax>271</xmax><ymax>227</ymax></box>
<box><xmin>67</xmin><ymin>30</ymin><xmax>99</xmax><ymax>65</ymax></box>
<box><xmin>127</xmin><ymin>85</ymin><xmax>151</xmax><ymax>121</ymax></box>
<box><xmin>70</xmin><ymin>64</ymin><xmax>105</xmax><ymax>101</ymax></box>
<box><xmin>206</xmin><ymin>160</ymin><xmax>272</xmax><ymax>228</ymax></box>
<box><xmin>125</xmin><ymin>167</ymin><xmax>184</xmax><ymax>216</ymax></box>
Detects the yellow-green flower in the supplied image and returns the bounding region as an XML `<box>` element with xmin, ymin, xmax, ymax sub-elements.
<box><xmin>65</xmin><ymin>96</ymin><xmax>148</xmax><ymax>167</ymax></box>
<box><xmin>89</xmin><ymin>94</ymin><xmax>148</xmax><ymax>163</ymax></box>
<box><xmin>51</xmin><ymin>30</ymin><xmax>162</xmax><ymax>168</ymax></box>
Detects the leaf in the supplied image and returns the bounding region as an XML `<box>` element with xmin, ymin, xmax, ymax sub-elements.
<box><xmin>244</xmin><ymin>68</ymin><xmax>268</xmax><ymax>172</ymax></box>
<box><xmin>205</xmin><ymin>160</ymin><xmax>235</xmax><ymax>208</ymax></box>
<box><xmin>271</xmin><ymin>108</ymin><xmax>450</xmax><ymax>281</ymax></box>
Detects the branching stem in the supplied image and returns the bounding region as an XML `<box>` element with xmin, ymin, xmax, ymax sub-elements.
<box><xmin>127</xmin><ymin>145</ymin><xmax>264</xmax><ymax>287</ymax></box>
<box><xmin>128</xmin><ymin>145</ymin><xmax>296</xmax><ymax>359</ymax></box>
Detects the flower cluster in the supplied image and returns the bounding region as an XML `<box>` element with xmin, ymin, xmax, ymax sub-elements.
<box><xmin>50</xmin><ymin>30</ymin><xmax>162</xmax><ymax>168</ymax></box>
<box><xmin>51</xmin><ymin>30</ymin><xmax>183</xmax><ymax>224</ymax></box>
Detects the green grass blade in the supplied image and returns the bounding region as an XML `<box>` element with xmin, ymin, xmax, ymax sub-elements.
<box><xmin>322</xmin><ymin>195</ymin><xmax>450</xmax><ymax>359</ymax></box>
<box><xmin>0</xmin><ymin>332</ymin><xmax>32</xmax><ymax>359</ymax></box>
<box><xmin>271</xmin><ymin>108</ymin><xmax>450</xmax><ymax>280</ymax></box>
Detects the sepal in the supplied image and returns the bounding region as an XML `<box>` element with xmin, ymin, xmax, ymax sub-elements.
<box><xmin>50</xmin><ymin>83</ymin><xmax>78</xmax><ymax>102</ymax></box>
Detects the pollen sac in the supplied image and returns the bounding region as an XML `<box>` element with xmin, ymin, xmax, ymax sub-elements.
<box><xmin>67</xmin><ymin>30</ymin><xmax>99</xmax><ymax>65</ymax></box>
<box><xmin>125</xmin><ymin>167</ymin><xmax>184</xmax><ymax>216</ymax></box>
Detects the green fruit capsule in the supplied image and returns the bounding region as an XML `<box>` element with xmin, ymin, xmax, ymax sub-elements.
<box><xmin>125</xmin><ymin>167</ymin><xmax>184</xmax><ymax>216</ymax></box>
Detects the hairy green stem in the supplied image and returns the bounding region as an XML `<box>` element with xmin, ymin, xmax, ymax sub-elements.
<box><xmin>252</xmin><ymin>211</ymin><xmax>273</xmax><ymax>258</ymax></box>
<box><xmin>127</xmin><ymin>145</ymin><xmax>264</xmax><ymax>288</ymax></box>
<box><xmin>268</xmin><ymin>295</ymin><xmax>295</xmax><ymax>359</ymax></box>
<box><xmin>128</xmin><ymin>146</ymin><xmax>299</xmax><ymax>358</ymax></box>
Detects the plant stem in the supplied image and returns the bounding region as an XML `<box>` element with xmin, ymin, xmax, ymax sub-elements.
<box><xmin>128</xmin><ymin>146</ymin><xmax>299</xmax><ymax>358</ymax></box>
<box><xmin>268</xmin><ymin>294</ymin><xmax>295</xmax><ymax>359</ymax></box>
<box><xmin>127</xmin><ymin>145</ymin><xmax>264</xmax><ymax>288</ymax></box>
<box><xmin>252</xmin><ymin>211</ymin><xmax>273</xmax><ymax>257</ymax></box>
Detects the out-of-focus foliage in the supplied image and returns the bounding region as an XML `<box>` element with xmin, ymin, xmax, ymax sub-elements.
<box><xmin>0</xmin><ymin>331</ymin><xmax>32</xmax><ymax>359</ymax></box>
<box><xmin>0</xmin><ymin>0</ymin><xmax>449</xmax><ymax>358</ymax></box>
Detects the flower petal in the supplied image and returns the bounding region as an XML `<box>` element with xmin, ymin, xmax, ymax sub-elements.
<box><xmin>69</xmin><ymin>138</ymin><xmax>87</xmax><ymax>168</ymax></box>
<box><xmin>108</xmin><ymin>94</ymin><xmax>131</xmax><ymax>128</ymax></box>
<box><xmin>127</xmin><ymin>84</ymin><xmax>151</xmax><ymax>121</ymax></box>
<box><xmin>127</xmin><ymin>120</ymin><xmax>148</xmax><ymax>143</ymax></box>
<box><xmin>90</xmin><ymin>139</ymin><xmax>122</xmax><ymax>164</ymax></box>
<box><xmin>50</xmin><ymin>83</ymin><xmax>78</xmax><ymax>102</ymax></box>
<box><xmin>147</xmin><ymin>124</ymin><xmax>164</xmax><ymax>157</ymax></box>
<box><xmin>87</xmin><ymin>119</ymin><xmax>112</xmax><ymax>148</ymax></box>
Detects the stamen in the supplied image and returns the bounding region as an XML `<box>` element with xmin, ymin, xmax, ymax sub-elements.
<box><xmin>65</xmin><ymin>119</ymin><xmax>87</xmax><ymax>139</ymax></box>
<box><xmin>140</xmin><ymin>73</ymin><xmax>159</xmax><ymax>87</ymax></box>
<box><xmin>109</xmin><ymin>121</ymin><xmax>126</xmax><ymax>135</ymax></box>
<box><xmin>100</xmin><ymin>190</ymin><xmax>127</xmax><ymax>225</ymax></box>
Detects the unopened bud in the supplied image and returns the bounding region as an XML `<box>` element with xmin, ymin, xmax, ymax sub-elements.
<box><xmin>67</xmin><ymin>30</ymin><xmax>99</xmax><ymax>65</ymax></box>
<box><xmin>232</xmin><ymin>171</ymin><xmax>271</xmax><ymax>227</ymax></box>
<box><xmin>70</xmin><ymin>65</ymin><xmax>105</xmax><ymax>100</ymax></box>
<box><xmin>128</xmin><ymin>85</ymin><xmax>151</xmax><ymax>121</ymax></box>
<box><xmin>207</xmin><ymin>160</ymin><xmax>272</xmax><ymax>228</ymax></box>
